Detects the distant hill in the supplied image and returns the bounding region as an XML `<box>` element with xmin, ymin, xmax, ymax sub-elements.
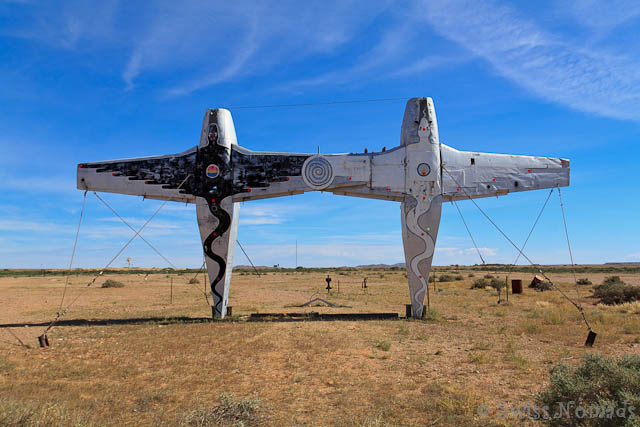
<box><xmin>233</xmin><ymin>263</ymin><xmax>406</xmax><ymax>269</ymax></box>
<box><xmin>356</xmin><ymin>263</ymin><xmax>405</xmax><ymax>268</ymax></box>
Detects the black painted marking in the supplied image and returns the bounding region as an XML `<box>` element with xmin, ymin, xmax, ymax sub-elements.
<box><xmin>82</xmin><ymin>110</ymin><xmax>313</xmax><ymax>314</ymax></box>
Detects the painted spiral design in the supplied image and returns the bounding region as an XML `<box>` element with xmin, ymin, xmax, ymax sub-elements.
<box><xmin>302</xmin><ymin>156</ymin><xmax>334</xmax><ymax>189</ymax></box>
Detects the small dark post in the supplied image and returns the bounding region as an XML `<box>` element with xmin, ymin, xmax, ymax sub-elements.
<box><xmin>38</xmin><ymin>334</ymin><xmax>49</xmax><ymax>348</ymax></box>
<box><xmin>585</xmin><ymin>330</ymin><xmax>597</xmax><ymax>347</ymax></box>
<box><xmin>362</xmin><ymin>277</ymin><xmax>368</xmax><ymax>289</ymax></box>
<box><xmin>325</xmin><ymin>275</ymin><xmax>332</xmax><ymax>292</ymax></box>
<box><xmin>405</xmin><ymin>304</ymin><xmax>412</xmax><ymax>318</ymax></box>
<box><xmin>505</xmin><ymin>276</ymin><xmax>509</xmax><ymax>302</ymax></box>
<box><xmin>226</xmin><ymin>306</ymin><xmax>232</xmax><ymax>317</ymax></box>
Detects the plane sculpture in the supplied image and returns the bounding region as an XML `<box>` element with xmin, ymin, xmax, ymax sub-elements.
<box><xmin>77</xmin><ymin>97</ymin><xmax>569</xmax><ymax>319</ymax></box>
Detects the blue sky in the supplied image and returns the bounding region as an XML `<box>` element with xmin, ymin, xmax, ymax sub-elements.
<box><xmin>1</xmin><ymin>0</ymin><xmax>639</xmax><ymax>268</ymax></box>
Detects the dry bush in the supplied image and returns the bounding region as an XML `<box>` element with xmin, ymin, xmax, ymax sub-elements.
<box><xmin>101</xmin><ymin>279</ymin><xmax>124</xmax><ymax>288</ymax></box>
<box><xmin>188</xmin><ymin>277</ymin><xmax>199</xmax><ymax>284</ymax></box>
<box><xmin>470</xmin><ymin>278</ymin><xmax>489</xmax><ymax>289</ymax></box>
<box><xmin>593</xmin><ymin>276</ymin><xmax>640</xmax><ymax>305</ymax></box>
<box><xmin>536</xmin><ymin>353</ymin><xmax>640</xmax><ymax>426</ymax></box>
<box><xmin>182</xmin><ymin>393</ymin><xmax>264</xmax><ymax>427</ymax></box>
<box><xmin>533</xmin><ymin>281</ymin><xmax>553</xmax><ymax>292</ymax></box>
<box><xmin>576</xmin><ymin>278</ymin><xmax>592</xmax><ymax>286</ymax></box>
<box><xmin>0</xmin><ymin>399</ymin><xmax>94</xmax><ymax>426</ymax></box>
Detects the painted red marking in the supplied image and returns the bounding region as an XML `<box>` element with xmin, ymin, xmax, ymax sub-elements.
<box><xmin>285</xmin><ymin>177</ymin><xmax>290</xmax><ymax>181</ymax></box>
<box><xmin>348</xmin><ymin>177</ymin><xmax>352</xmax><ymax>181</ymax></box>
<box><xmin>418</xmin><ymin>275</ymin><xmax>422</xmax><ymax>279</ymax></box>
<box><xmin>213</xmin><ymin>232</ymin><xmax>217</xmax><ymax>236</ymax></box>
<box><xmin>112</xmin><ymin>173</ymin><xmax>117</xmax><ymax>176</ymax></box>
<box><xmin>493</xmin><ymin>178</ymin><xmax>496</xmax><ymax>182</ymax></box>
<box><xmin>422</xmin><ymin>196</ymin><xmax>426</xmax><ymax>200</ymax></box>
<box><xmin>386</xmin><ymin>187</ymin><xmax>390</xmax><ymax>191</ymax></box>
<box><xmin>421</xmin><ymin>232</ymin><xmax>424</xmax><ymax>236</ymax></box>
<box><xmin>78</xmin><ymin>164</ymin><xmax>83</xmax><ymax>168</ymax></box>
<box><xmin>528</xmin><ymin>169</ymin><xmax>532</xmax><ymax>173</ymax></box>
<box><xmin>422</xmin><ymin>128</ymin><xmax>426</xmax><ymax>131</ymax></box>
<box><xmin>457</xmin><ymin>188</ymin><xmax>460</xmax><ymax>192</ymax></box>
<box><xmin>216</xmin><ymin>277</ymin><xmax>220</xmax><ymax>281</ymax></box>
<box><xmin>247</xmin><ymin>188</ymin><xmax>251</xmax><ymax>192</ymax></box>
<box><xmin>211</xmin><ymin>199</ymin><xmax>215</xmax><ymax>203</ymax></box>
<box><xmin>145</xmin><ymin>181</ymin><xmax>150</xmax><ymax>184</ymax></box>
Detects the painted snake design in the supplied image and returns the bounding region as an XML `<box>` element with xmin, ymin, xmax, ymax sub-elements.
<box><xmin>202</xmin><ymin>201</ymin><xmax>231</xmax><ymax>314</ymax></box>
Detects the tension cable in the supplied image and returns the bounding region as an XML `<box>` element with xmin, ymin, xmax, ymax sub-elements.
<box><xmin>39</xmin><ymin>175</ymin><xmax>191</xmax><ymax>346</ymax></box>
<box><xmin>452</xmin><ymin>200</ymin><xmax>486</xmax><ymax>265</ymax></box>
<box><xmin>225</xmin><ymin>97</ymin><xmax>409</xmax><ymax>110</ymax></box>
<box><xmin>557</xmin><ymin>188</ymin><xmax>594</xmax><ymax>345</ymax></box>
<box><xmin>187</xmin><ymin>259</ymin><xmax>212</xmax><ymax>306</ymax></box>
<box><xmin>59</xmin><ymin>190</ymin><xmax>88</xmax><ymax>313</ymax></box>
<box><xmin>236</xmin><ymin>240</ymin><xmax>261</xmax><ymax>276</ymax></box>
<box><xmin>96</xmin><ymin>190</ymin><xmax>214</xmax><ymax>305</ymax></box>
<box><xmin>442</xmin><ymin>168</ymin><xmax>594</xmax><ymax>345</ymax></box>
<box><xmin>93</xmin><ymin>192</ymin><xmax>177</xmax><ymax>269</ymax></box>
<box><xmin>505</xmin><ymin>188</ymin><xmax>554</xmax><ymax>279</ymax></box>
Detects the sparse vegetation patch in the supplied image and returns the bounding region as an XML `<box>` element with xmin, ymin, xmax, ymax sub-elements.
<box><xmin>101</xmin><ymin>279</ymin><xmax>125</xmax><ymax>288</ymax></box>
<box><xmin>536</xmin><ymin>353</ymin><xmax>640</xmax><ymax>426</ymax></box>
<box><xmin>182</xmin><ymin>393</ymin><xmax>264</xmax><ymax>427</ymax></box>
<box><xmin>470</xmin><ymin>278</ymin><xmax>489</xmax><ymax>289</ymax></box>
<box><xmin>593</xmin><ymin>276</ymin><xmax>640</xmax><ymax>305</ymax></box>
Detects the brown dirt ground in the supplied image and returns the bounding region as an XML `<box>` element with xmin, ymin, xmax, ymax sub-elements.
<box><xmin>0</xmin><ymin>267</ymin><xmax>639</xmax><ymax>426</ymax></box>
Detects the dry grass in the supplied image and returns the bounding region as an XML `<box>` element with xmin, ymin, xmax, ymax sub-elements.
<box><xmin>0</xmin><ymin>266</ymin><xmax>638</xmax><ymax>425</ymax></box>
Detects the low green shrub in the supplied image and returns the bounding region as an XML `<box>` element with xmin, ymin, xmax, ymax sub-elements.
<box><xmin>577</xmin><ymin>278</ymin><xmax>593</xmax><ymax>286</ymax></box>
<box><xmin>534</xmin><ymin>281</ymin><xmax>553</xmax><ymax>292</ymax></box>
<box><xmin>101</xmin><ymin>279</ymin><xmax>125</xmax><ymax>288</ymax></box>
<box><xmin>593</xmin><ymin>276</ymin><xmax>640</xmax><ymax>305</ymax></box>
<box><xmin>536</xmin><ymin>353</ymin><xmax>640</xmax><ymax>426</ymax></box>
<box><xmin>490</xmin><ymin>278</ymin><xmax>505</xmax><ymax>290</ymax></box>
<box><xmin>438</xmin><ymin>274</ymin><xmax>454</xmax><ymax>282</ymax></box>
<box><xmin>470</xmin><ymin>278</ymin><xmax>489</xmax><ymax>289</ymax></box>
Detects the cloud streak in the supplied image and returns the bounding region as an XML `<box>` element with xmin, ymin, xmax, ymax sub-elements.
<box><xmin>422</xmin><ymin>0</ymin><xmax>640</xmax><ymax>121</ymax></box>
<box><xmin>122</xmin><ymin>0</ymin><xmax>392</xmax><ymax>94</ymax></box>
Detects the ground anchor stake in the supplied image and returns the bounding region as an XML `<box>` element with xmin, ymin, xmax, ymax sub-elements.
<box><xmin>38</xmin><ymin>334</ymin><xmax>49</xmax><ymax>348</ymax></box>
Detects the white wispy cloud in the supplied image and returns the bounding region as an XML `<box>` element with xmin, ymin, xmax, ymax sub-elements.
<box><xmin>123</xmin><ymin>0</ymin><xmax>391</xmax><ymax>94</ymax></box>
<box><xmin>563</xmin><ymin>0</ymin><xmax>640</xmax><ymax>33</ymax></box>
<box><xmin>422</xmin><ymin>0</ymin><xmax>640</xmax><ymax>121</ymax></box>
<box><xmin>2</xmin><ymin>0</ymin><xmax>119</xmax><ymax>49</ymax></box>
